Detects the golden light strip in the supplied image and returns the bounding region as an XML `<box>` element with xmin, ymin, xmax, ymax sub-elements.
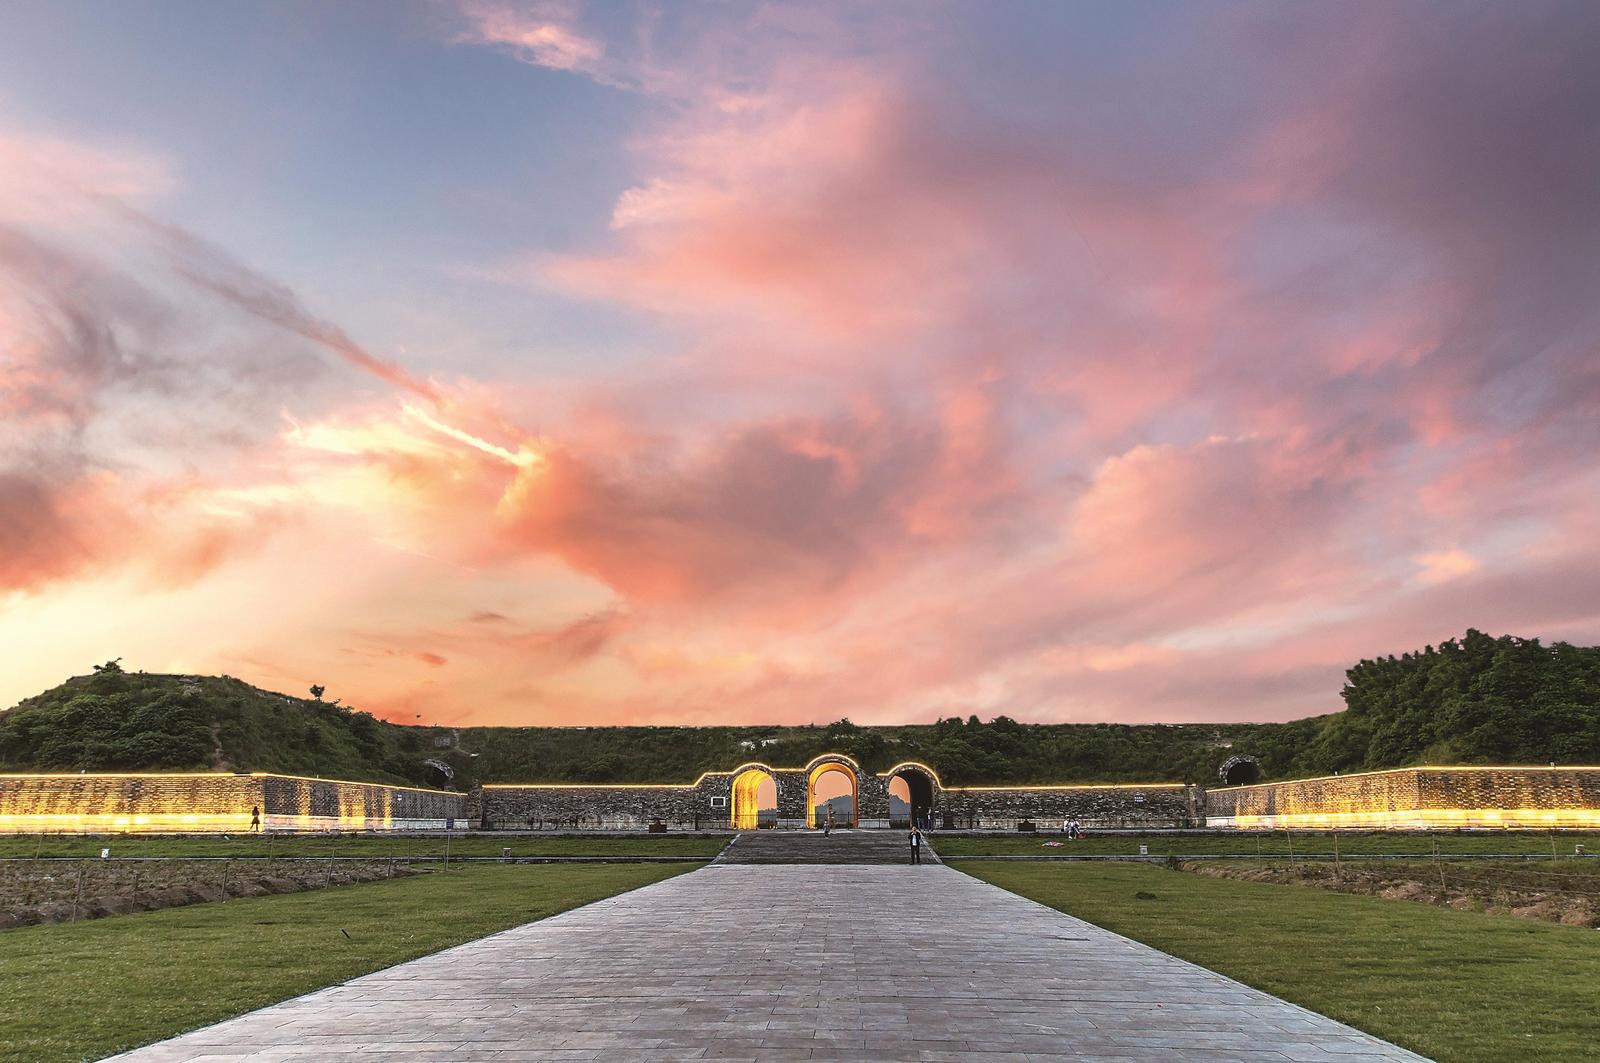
<box><xmin>946</xmin><ymin>782</ymin><xmax>1186</xmax><ymax>792</ymax></box>
<box><xmin>876</xmin><ymin>761</ymin><xmax>944</xmax><ymax>787</ymax></box>
<box><xmin>0</xmin><ymin>812</ymin><xmax>254</xmax><ymax>831</ymax></box>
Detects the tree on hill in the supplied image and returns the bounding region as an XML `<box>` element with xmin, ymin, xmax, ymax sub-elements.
<box><xmin>1342</xmin><ymin>630</ymin><xmax>1600</xmax><ymax>768</ymax></box>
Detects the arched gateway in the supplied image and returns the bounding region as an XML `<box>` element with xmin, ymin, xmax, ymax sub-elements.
<box><xmin>807</xmin><ymin>756</ymin><xmax>859</xmax><ymax>827</ymax></box>
<box><xmin>730</xmin><ymin>767</ymin><xmax>777</xmax><ymax>829</ymax></box>
<box><xmin>883</xmin><ymin>762</ymin><xmax>938</xmax><ymax>829</ymax></box>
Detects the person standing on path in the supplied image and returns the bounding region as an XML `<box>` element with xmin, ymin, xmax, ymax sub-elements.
<box><xmin>909</xmin><ymin>827</ymin><xmax>922</xmax><ymax>865</ymax></box>
<box><xmin>250</xmin><ymin>805</ymin><xmax>261</xmax><ymax>832</ymax></box>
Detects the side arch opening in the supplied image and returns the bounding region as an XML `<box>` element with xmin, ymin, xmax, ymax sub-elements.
<box><xmin>731</xmin><ymin>768</ymin><xmax>778</xmax><ymax>829</ymax></box>
<box><xmin>887</xmin><ymin>768</ymin><xmax>935</xmax><ymax>829</ymax></box>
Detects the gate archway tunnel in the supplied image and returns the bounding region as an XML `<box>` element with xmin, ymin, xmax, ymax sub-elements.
<box><xmin>730</xmin><ymin>768</ymin><xmax>777</xmax><ymax>829</ymax></box>
<box><xmin>807</xmin><ymin>762</ymin><xmax>857</xmax><ymax>827</ymax></box>
<box><xmin>887</xmin><ymin>767</ymin><xmax>935</xmax><ymax>828</ymax></box>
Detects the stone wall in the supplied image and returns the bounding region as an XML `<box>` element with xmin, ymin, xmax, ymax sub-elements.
<box><xmin>480</xmin><ymin>757</ymin><xmax>1196</xmax><ymax>830</ymax></box>
<box><xmin>0</xmin><ymin>773</ymin><xmax>466</xmax><ymax>833</ymax></box>
<box><xmin>480</xmin><ymin>784</ymin><xmax>713</xmax><ymax>830</ymax></box>
<box><xmin>260</xmin><ymin>776</ymin><xmax>465</xmax><ymax>831</ymax></box>
<box><xmin>938</xmin><ymin>785</ymin><xmax>1198</xmax><ymax>830</ymax></box>
<box><xmin>1206</xmin><ymin>767</ymin><xmax>1600</xmax><ymax>829</ymax></box>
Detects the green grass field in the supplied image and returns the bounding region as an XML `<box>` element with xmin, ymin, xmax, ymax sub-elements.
<box><xmin>0</xmin><ymin>832</ymin><xmax>729</xmax><ymax>859</ymax></box>
<box><xmin>932</xmin><ymin>829</ymin><xmax>1600</xmax><ymax>858</ymax></box>
<box><xmin>955</xmin><ymin>860</ymin><xmax>1600</xmax><ymax>1063</ymax></box>
<box><xmin>0</xmin><ymin>863</ymin><xmax>697</xmax><ymax>1063</ymax></box>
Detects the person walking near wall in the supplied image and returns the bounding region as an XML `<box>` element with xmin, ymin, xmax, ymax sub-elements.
<box><xmin>909</xmin><ymin>827</ymin><xmax>922</xmax><ymax>865</ymax></box>
<box><xmin>250</xmin><ymin>805</ymin><xmax>261</xmax><ymax>832</ymax></box>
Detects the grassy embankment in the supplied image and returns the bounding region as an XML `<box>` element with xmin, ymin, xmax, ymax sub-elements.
<box><xmin>0</xmin><ymin>862</ymin><xmax>697</xmax><ymax>1063</ymax></box>
<box><xmin>956</xmin><ymin>860</ymin><xmax>1600</xmax><ymax>1063</ymax></box>
<box><xmin>0</xmin><ymin>832</ymin><xmax>728</xmax><ymax>859</ymax></box>
<box><xmin>932</xmin><ymin>829</ymin><xmax>1600</xmax><ymax>858</ymax></box>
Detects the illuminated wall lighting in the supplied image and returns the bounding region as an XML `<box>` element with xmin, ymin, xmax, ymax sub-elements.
<box><xmin>0</xmin><ymin>772</ymin><xmax>464</xmax><ymax>834</ymax></box>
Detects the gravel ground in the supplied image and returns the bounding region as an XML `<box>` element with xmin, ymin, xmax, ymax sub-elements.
<box><xmin>0</xmin><ymin>859</ymin><xmax>420</xmax><ymax>928</ymax></box>
<box><xmin>1188</xmin><ymin>859</ymin><xmax>1600</xmax><ymax>927</ymax></box>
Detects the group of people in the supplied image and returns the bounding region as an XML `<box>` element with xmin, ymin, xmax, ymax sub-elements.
<box><xmin>1062</xmin><ymin>818</ymin><xmax>1085</xmax><ymax>839</ymax></box>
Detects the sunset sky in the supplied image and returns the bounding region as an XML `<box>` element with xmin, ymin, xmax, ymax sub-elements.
<box><xmin>2</xmin><ymin>2</ymin><xmax>1597</xmax><ymax>727</ymax></box>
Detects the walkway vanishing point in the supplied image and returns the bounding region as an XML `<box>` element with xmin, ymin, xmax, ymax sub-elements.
<box><xmin>115</xmin><ymin>831</ymin><xmax>1427</xmax><ymax>1062</ymax></box>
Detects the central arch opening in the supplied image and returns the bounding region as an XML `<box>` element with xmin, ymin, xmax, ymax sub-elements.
<box><xmin>808</xmin><ymin>763</ymin><xmax>857</xmax><ymax>828</ymax></box>
<box><xmin>730</xmin><ymin>768</ymin><xmax>777</xmax><ymax>829</ymax></box>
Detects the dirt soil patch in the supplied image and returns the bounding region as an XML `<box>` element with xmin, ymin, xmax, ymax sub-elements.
<box><xmin>0</xmin><ymin>860</ymin><xmax>419</xmax><ymax>928</ymax></box>
<box><xmin>1186</xmin><ymin>859</ymin><xmax>1600</xmax><ymax>927</ymax></box>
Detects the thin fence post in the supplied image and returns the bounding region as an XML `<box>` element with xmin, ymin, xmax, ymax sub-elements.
<box><xmin>1286</xmin><ymin>829</ymin><xmax>1296</xmax><ymax>865</ymax></box>
<box><xmin>71</xmin><ymin>864</ymin><xmax>85</xmax><ymax>923</ymax></box>
<box><xmin>445</xmin><ymin>826</ymin><xmax>452</xmax><ymax>873</ymax></box>
<box><xmin>1433</xmin><ymin>837</ymin><xmax>1446</xmax><ymax>891</ymax></box>
<box><xmin>1333</xmin><ymin>830</ymin><xmax>1341</xmax><ymax>884</ymax></box>
<box><xmin>1550</xmin><ymin>828</ymin><xmax>1558</xmax><ymax>861</ymax></box>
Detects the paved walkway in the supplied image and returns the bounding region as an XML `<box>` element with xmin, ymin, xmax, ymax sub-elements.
<box><xmin>113</xmin><ymin>865</ymin><xmax>1428</xmax><ymax>1062</ymax></box>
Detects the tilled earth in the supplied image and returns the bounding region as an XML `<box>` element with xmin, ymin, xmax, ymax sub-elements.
<box><xmin>1188</xmin><ymin>858</ymin><xmax>1600</xmax><ymax>927</ymax></box>
<box><xmin>0</xmin><ymin>859</ymin><xmax>419</xmax><ymax>928</ymax></box>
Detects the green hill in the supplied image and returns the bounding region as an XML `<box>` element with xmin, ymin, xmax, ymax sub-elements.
<box><xmin>3</xmin><ymin>631</ymin><xmax>1596</xmax><ymax>790</ymax></box>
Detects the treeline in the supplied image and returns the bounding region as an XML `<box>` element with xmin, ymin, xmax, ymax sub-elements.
<box><xmin>1332</xmin><ymin>630</ymin><xmax>1600</xmax><ymax>768</ymax></box>
<box><xmin>2</xmin><ymin>631</ymin><xmax>1596</xmax><ymax>788</ymax></box>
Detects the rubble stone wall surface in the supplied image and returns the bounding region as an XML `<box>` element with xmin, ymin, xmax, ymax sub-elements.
<box><xmin>938</xmin><ymin>785</ymin><xmax>1197</xmax><ymax>829</ymax></box>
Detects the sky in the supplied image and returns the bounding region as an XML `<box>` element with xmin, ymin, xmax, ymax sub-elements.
<box><xmin>1</xmin><ymin>1</ymin><xmax>1598</xmax><ymax>727</ymax></box>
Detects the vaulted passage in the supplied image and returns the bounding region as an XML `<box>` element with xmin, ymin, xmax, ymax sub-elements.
<box><xmin>807</xmin><ymin>762</ymin><xmax>856</xmax><ymax>828</ymax></box>
<box><xmin>888</xmin><ymin>768</ymin><xmax>935</xmax><ymax>829</ymax></box>
<box><xmin>730</xmin><ymin>769</ymin><xmax>777</xmax><ymax>829</ymax></box>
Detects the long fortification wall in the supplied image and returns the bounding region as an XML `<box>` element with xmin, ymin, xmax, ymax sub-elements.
<box><xmin>0</xmin><ymin>773</ymin><xmax>466</xmax><ymax>833</ymax></box>
<box><xmin>1205</xmin><ymin>767</ymin><xmax>1600</xmax><ymax>829</ymax></box>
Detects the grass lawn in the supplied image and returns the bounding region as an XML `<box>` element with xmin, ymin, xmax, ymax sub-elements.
<box><xmin>0</xmin><ymin>832</ymin><xmax>729</xmax><ymax>860</ymax></box>
<box><xmin>955</xmin><ymin>860</ymin><xmax>1600</xmax><ymax>1063</ymax></box>
<box><xmin>0</xmin><ymin>862</ymin><xmax>697</xmax><ymax>1063</ymax></box>
<box><xmin>932</xmin><ymin>829</ymin><xmax>1600</xmax><ymax>859</ymax></box>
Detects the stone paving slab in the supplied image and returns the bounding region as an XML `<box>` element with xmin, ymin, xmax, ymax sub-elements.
<box><xmin>110</xmin><ymin>865</ymin><xmax>1430</xmax><ymax>1062</ymax></box>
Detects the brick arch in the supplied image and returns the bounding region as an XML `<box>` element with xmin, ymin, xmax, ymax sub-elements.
<box><xmin>1219</xmin><ymin>755</ymin><xmax>1262</xmax><ymax>787</ymax></box>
